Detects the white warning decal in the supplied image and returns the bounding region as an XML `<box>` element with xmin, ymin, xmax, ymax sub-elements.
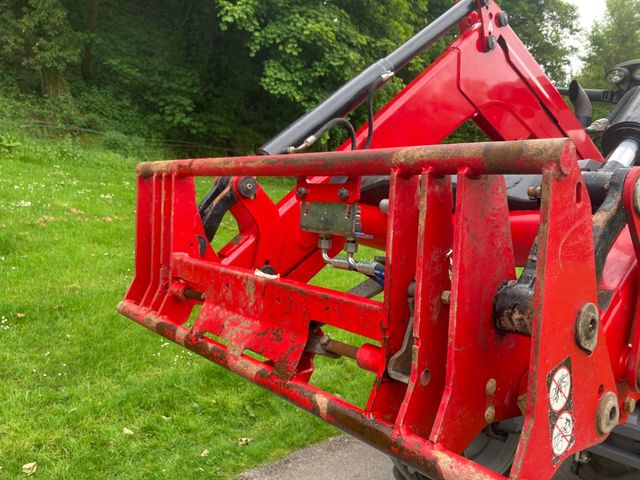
<box><xmin>549</xmin><ymin>366</ymin><xmax>571</xmax><ymax>413</ymax></box>
<box><xmin>551</xmin><ymin>411</ymin><xmax>575</xmax><ymax>456</ymax></box>
<box><xmin>546</xmin><ymin>357</ymin><xmax>575</xmax><ymax>465</ymax></box>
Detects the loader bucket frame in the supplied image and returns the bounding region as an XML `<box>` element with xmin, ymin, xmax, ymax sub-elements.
<box><xmin>119</xmin><ymin>140</ymin><xmax>620</xmax><ymax>480</ymax></box>
<box><xmin>119</xmin><ymin>1</ymin><xmax>640</xmax><ymax>479</ymax></box>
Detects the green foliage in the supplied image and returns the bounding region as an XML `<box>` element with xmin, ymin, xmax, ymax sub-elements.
<box><xmin>580</xmin><ymin>0</ymin><xmax>640</xmax><ymax>87</ymax></box>
<box><xmin>100</xmin><ymin>131</ymin><xmax>147</xmax><ymax>157</ymax></box>
<box><xmin>0</xmin><ymin>0</ymin><xmax>81</xmax><ymax>97</ymax></box>
<box><xmin>0</xmin><ymin>132</ymin><xmax>372</xmax><ymax>478</ymax></box>
<box><xmin>216</xmin><ymin>0</ymin><xmax>429</xmax><ymax>109</ymax></box>
<box><xmin>0</xmin><ymin>132</ymin><xmax>21</xmax><ymax>151</ymax></box>
<box><xmin>0</xmin><ymin>0</ymin><xmax>581</xmax><ymax>152</ymax></box>
<box><xmin>499</xmin><ymin>0</ymin><xmax>578</xmax><ymax>83</ymax></box>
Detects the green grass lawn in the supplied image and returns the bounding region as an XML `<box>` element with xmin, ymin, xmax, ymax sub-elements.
<box><xmin>0</xmin><ymin>134</ymin><xmax>378</xmax><ymax>479</ymax></box>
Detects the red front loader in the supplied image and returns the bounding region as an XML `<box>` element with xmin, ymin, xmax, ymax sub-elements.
<box><xmin>118</xmin><ymin>1</ymin><xmax>640</xmax><ymax>478</ymax></box>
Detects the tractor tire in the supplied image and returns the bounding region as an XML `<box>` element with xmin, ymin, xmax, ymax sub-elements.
<box><xmin>392</xmin><ymin>460</ymin><xmax>427</xmax><ymax>480</ymax></box>
<box><xmin>390</xmin><ymin>419</ymin><xmax>521</xmax><ymax>480</ymax></box>
<box><xmin>573</xmin><ymin>411</ymin><xmax>640</xmax><ymax>480</ymax></box>
<box><xmin>573</xmin><ymin>454</ymin><xmax>639</xmax><ymax>480</ymax></box>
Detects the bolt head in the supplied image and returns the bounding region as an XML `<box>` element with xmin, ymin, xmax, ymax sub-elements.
<box><xmin>497</xmin><ymin>11</ymin><xmax>509</xmax><ymax>27</ymax></box>
<box><xmin>596</xmin><ymin>392</ymin><xmax>620</xmax><ymax>435</ymax></box>
<box><xmin>624</xmin><ymin>397</ymin><xmax>636</xmax><ymax>414</ymax></box>
<box><xmin>575</xmin><ymin>303</ymin><xmax>599</xmax><ymax>353</ymax></box>
<box><xmin>337</xmin><ymin>188</ymin><xmax>350</xmax><ymax>200</ymax></box>
<box><xmin>237</xmin><ymin>177</ymin><xmax>257</xmax><ymax>198</ymax></box>
<box><xmin>484</xmin><ymin>406</ymin><xmax>496</xmax><ymax>424</ymax></box>
<box><xmin>296</xmin><ymin>187</ymin><xmax>308</xmax><ymax>198</ymax></box>
<box><xmin>527</xmin><ymin>185</ymin><xmax>541</xmax><ymax>199</ymax></box>
<box><xmin>420</xmin><ymin>369</ymin><xmax>431</xmax><ymax>387</ymax></box>
<box><xmin>486</xmin><ymin>35</ymin><xmax>497</xmax><ymax>51</ymax></box>
<box><xmin>440</xmin><ymin>290</ymin><xmax>451</xmax><ymax>305</ymax></box>
<box><xmin>486</xmin><ymin>378</ymin><xmax>497</xmax><ymax>396</ymax></box>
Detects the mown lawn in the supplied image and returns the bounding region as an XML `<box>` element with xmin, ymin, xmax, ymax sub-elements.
<box><xmin>0</xmin><ymin>135</ymin><xmax>378</xmax><ymax>479</ymax></box>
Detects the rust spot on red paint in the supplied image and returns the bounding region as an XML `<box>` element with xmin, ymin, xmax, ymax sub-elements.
<box><xmin>137</xmin><ymin>139</ymin><xmax>572</xmax><ymax>179</ymax></box>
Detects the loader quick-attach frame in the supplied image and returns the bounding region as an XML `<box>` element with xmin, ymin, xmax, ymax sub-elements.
<box><xmin>118</xmin><ymin>1</ymin><xmax>640</xmax><ymax>479</ymax></box>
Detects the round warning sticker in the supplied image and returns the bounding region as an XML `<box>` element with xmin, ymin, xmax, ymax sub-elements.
<box><xmin>551</xmin><ymin>412</ymin><xmax>575</xmax><ymax>456</ymax></box>
<box><xmin>549</xmin><ymin>366</ymin><xmax>571</xmax><ymax>413</ymax></box>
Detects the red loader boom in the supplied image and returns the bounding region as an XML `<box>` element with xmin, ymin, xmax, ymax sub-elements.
<box><xmin>118</xmin><ymin>1</ymin><xmax>640</xmax><ymax>478</ymax></box>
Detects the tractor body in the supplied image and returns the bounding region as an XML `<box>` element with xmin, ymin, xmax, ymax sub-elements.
<box><xmin>118</xmin><ymin>1</ymin><xmax>640</xmax><ymax>478</ymax></box>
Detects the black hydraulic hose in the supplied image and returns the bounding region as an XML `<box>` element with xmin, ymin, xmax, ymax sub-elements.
<box><xmin>287</xmin><ymin>117</ymin><xmax>357</xmax><ymax>153</ymax></box>
<box><xmin>364</xmin><ymin>77</ymin><xmax>385</xmax><ymax>150</ymax></box>
<box><xmin>568</xmin><ymin>80</ymin><xmax>592</xmax><ymax>128</ymax></box>
<box><xmin>557</xmin><ymin>87</ymin><xmax>620</xmax><ymax>103</ymax></box>
<box><xmin>260</xmin><ymin>0</ymin><xmax>477</xmax><ymax>155</ymax></box>
<box><xmin>314</xmin><ymin>118</ymin><xmax>357</xmax><ymax>151</ymax></box>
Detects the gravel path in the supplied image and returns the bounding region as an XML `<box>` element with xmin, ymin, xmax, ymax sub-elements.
<box><xmin>237</xmin><ymin>435</ymin><xmax>577</xmax><ymax>480</ymax></box>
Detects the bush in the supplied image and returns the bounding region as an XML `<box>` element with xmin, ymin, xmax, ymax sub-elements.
<box><xmin>100</xmin><ymin>130</ymin><xmax>147</xmax><ymax>157</ymax></box>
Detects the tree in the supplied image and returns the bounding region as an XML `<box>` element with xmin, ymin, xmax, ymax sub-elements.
<box><xmin>215</xmin><ymin>0</ymin><xmax>431</xmax><ymax>110</ymax></box>
<box><xmin>426</xmin><ymin>0</ymin><xmax>578</xmax><ymax>83</ymax></box>
<box><xmin>580</xmin><ymin>0</ymin><xmax>640</xmax><ymax>87</ymax></box>
<box><xmin>501</xmin><ymin>0</ymin><xmax>578</xmax><ymax>83</ymax></box>
<box><xmin>80</xmin><ymin>0</ymin><xmax>100</xmax><ymax>81</ymax></box>
<box><xmin>0</xmin><ymin>0</ymin><xmax>582</xmax><ymax>151</ymax></box>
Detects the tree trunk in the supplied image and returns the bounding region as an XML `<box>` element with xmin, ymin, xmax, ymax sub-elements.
<box><xmin>40</xmin><ymin>69</ymin><xmax>71</xmax><ymax>100</ymax></box>
<box><xmin>81</xmin><ymin>0</ymin><xmax>100</xmax><ymax>81</ymax></box>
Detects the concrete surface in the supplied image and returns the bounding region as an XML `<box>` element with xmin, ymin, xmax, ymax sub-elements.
<box><xmin>237</xmin><ymin>435</ymin><xmax>577</xmax><ymax>480</ymax></box>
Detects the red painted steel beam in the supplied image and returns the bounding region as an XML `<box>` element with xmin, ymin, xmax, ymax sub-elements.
<box><xmin>117</xmin><ymin>299</ymin><xmax>505</xmax><ymax>480</ymax></box>
<box><xmin>136</xmin><ymin>138</ymin><xmax>574</xmax><ymax>178</ymax></box>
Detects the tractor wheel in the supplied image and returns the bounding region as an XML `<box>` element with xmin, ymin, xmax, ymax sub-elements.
<box><xmin>391</xmin><ymin>419</ymin><xmax>521</xmax><ymax>479</ymax></box>
<box><xmin>572</xmin><ymin>453</ymin><xmax>638</xmax><ymax>480</ymax></box>
<box><xmin>572</xmin><ymin>411</ymin><xmax>640</xmax><ymax>480</ymax></box>
<box><xmin>392</xmin><ymin>460</ymin><xmax>425</xmax><ymax>480</ymax></box>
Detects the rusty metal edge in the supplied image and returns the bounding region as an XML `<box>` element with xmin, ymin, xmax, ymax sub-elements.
<box><xmin>136</xmin><ymin>139</ymin><xmax>574</xmax><ymax>179</ymax></box>
<box><xmin>117</xmin><ymin>299</ymin><xmax>506</xmax><ymax>480</ymax></box>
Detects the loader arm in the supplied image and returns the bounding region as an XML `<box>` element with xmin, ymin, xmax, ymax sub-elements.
<box><xmin>118</xmin><ymin>1</ymin><xmax>640</xmax><ymax>479</ymax></box>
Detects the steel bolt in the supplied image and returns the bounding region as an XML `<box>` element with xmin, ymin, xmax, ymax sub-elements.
<box><xmin>578</xmin><ymin>451</ymin><xmax>590</xmax><ymax>464</ymax></box>
<box><xmin>337</xmin><ymin>188</ymin><xmax>350</xmax><ymax>200</ymax></box>
<box><xmin>497</xmin><ymin>11</ymin><xmax>509</xmax><ymax>27</ymax></box>
<box><xmin>486</xmin><ymin>35</ymin><xmax>497</xmax><ymax>51</ymax></box>
<box><xmin>420</xmin><ymin>369</ymin><xmax>432</xmax><ymax>387</ymax></box>
<box><xmin>296</xmin><ymin>187</ymin><xmax>308</xmax><ymax>198</ymax></box>
<box><xmin>570</xmin><ymin>452</ymin><xmax>590</xmax><ymax>474</ymax></box>
<box><xmin>596</xmin><ymin>391</ymin><xmax>620</xmax><ymax>435</ymax></box>
<box><xmin>527</xmin><ymin>185</ymin><xmax>542</xmax><ymax>200</ymax></box>
<box><xmin>440</xmin><ymin>290</ymin><xmax>451</xmax><ymax>305</ymax></box>
<box><xmin>575</xmin><ymin>303</ymin><xmax>599</xmax><ymax>353</ymax></box>
<box><xmin>485</xmin><ymin>406</ymin><xmax>496</xmax><ymax>424</ymax></box>
<box><xmin>237</xmin><ymin>177</ymin><xmax>257</xmax><ymax>198</ymax></box>
<box><xmin>486</xmin><ymin>378</ymin><xmax>497</xmax><ymax>396</ymax></box>
<box><xmin>624</xmin><ymin>397</ymin><xmax>636</xmax><ymax>414</ymax></box>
